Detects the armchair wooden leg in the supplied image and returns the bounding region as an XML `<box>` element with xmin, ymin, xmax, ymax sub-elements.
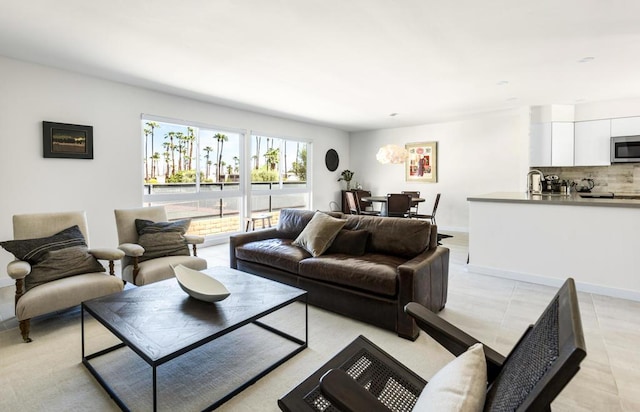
<box><xmin>191</xmin><ymin>244</ymin><xmax>198</xmax><ymax>257</ymax></box>
<box><xmin>19</xmin><ymin>319</ymin><xmax>32</xmax><ymax>343</ymax></box>
<box><xmin>108</xmin><ymin>260</ymin><xmax>116</xmax><ymax>276</ymax></box>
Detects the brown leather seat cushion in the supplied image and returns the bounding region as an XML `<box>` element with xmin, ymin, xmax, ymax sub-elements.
<box><xmin>235</xmin><ymin>239</ymin><xmax>310</xmax><ymax>274</ymax></box>
<box><xmin>299</xmin><ymin>253</ymin><xmax>406</xmax><ymax>297</ymax></box>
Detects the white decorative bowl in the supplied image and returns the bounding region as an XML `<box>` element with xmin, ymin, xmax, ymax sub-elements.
<box><xmin>172</xmin><ymin>265</ymin><xmax>230</xmax><ymax>302</ymax></box>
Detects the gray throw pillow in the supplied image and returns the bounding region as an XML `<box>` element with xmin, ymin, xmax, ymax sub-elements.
<box><xmin>135</xmin><ymin>219</ymin><xmax>191</xmax><ymax>262</ymax></box>
<box><xmin>325</xmin><ymin>229</ymin><xmax>370</xmax><ymax>256</ymax></box>
<box><xmin>292</xmin><ymin>212</ymin><xmax>346</xmax><ymax>257</ymax></box>
<box><xmin>0</xmin><ymin>225</ymin><xmax>105</xmax><ymax>290</ymax></box>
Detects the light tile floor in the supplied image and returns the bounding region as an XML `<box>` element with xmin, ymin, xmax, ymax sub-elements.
<box><xmin>1</xmin><ymin>233</ymin><xmax>639</xmax><ymax>410</ymax></box>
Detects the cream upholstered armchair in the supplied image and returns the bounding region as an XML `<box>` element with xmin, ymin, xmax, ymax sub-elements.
<box><xmin>0</xmin><ymin>211</ymin><xmax>125</xmax><ymax>342</ymax></box>
<box><xmin>114</xmin><ymin>206</ymin><xmax>207</xmax><ymax>286</ymax></box>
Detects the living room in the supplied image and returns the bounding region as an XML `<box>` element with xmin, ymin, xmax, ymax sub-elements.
<box><xmin>1</xmin><ymin>1</ymin><xmax>640</xmax><ymax>411</ymax></box>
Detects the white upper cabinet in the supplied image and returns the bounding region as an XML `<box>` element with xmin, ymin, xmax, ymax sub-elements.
<box><xmin>530</xmin><ymin>122</ymin><xmax>552</xmax><ymax>166</ymax></box>
<box><xmin>551</xmin><ymin>122</ymin><xmax>574</xmax><ymax>166</ymax></box>
<box><xmin>611</xmin><ymin>116</ymin><xmax>640</xmax><ymax>137</ymax></box>
<box><xmin>574</xmin><ymin>119</ymin><xmax>611</xmax><ymax>166</ymax></box>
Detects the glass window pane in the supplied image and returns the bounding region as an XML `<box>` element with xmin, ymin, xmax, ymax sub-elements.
<box><xmin>199</xmin><ymin>129</ymin><xmax>241</xmax><ymax>191</ymax></box>
<box><xmin>250</xmin><ymin>134</ymin><xmax>308</xmax><ymax>188</ymax></box>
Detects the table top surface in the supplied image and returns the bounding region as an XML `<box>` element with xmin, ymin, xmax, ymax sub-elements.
<box><xmin>362</xmin><ymin>195</ymin><xmax>425</xmax><ymax>202</ymax></box>
<box><xmin>83</xmin><ymin>266</ymin><xmax>306</xmax><ymax>364</ymax></box>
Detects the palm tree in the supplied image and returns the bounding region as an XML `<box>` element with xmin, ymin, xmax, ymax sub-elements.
<box><xmin>203</xmin><ymin>146</ymin><xmax>213</xmax><ymax>179</ymax></box>
<box><xmin>162</xmin><ymin>149</ymin><xmax>171</xmax><ymax>180</ymax></box>
<box><xmin>214</xmin><ymin>133</ymin><xmax>228</xmax><ymax>182</ymax></box>
<box><xmin>145</xmin><ymin>121</ymin><xmax>160</xmax><ymax>178</ymax></box>
<box><xmin>151</xmin><ymin>152</ymin><xmax>161</xmax><ymax>179</ymax></box>
<box><xmin>186</xmin><ymin>127</ymin><xmax>195</xmax><ymax>170</ymax></box>
<box><xmin>143</xmin><ymin>128</ymin><xmax>151</xmax><ymax>182</ymax></box>
<box><xmin>264</xmin><ymin>147</ymin><xmax>280</xmax><ymax>171</ymax></box>
<box><xmin>254</xmin><ymin>135</ymin><xmax>262</xmax><ymax>170</ymax></box>
<box><xmin>165</xmin><ymin>132</ymin><xmax>176</xmax><ymax>177</ymax></box>
<box><xmin>233</xmin><ymin>156</ymin><xmax>240</xmax><ymax>174</ymax></box>
<box><xmin>175</xmin><ymin>132</ymin><xmax>186</xmax><ymax>172</ymax></box>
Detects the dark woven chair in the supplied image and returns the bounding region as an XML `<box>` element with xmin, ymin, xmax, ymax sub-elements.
<box><xmin>279</xmin><ymin>278</ymin><xmax>586</xmax><ymax>412</ymax></box>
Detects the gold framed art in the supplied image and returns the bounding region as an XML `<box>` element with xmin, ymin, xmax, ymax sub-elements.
<box><xmin>405</xmin><ymin>141</ymin><xmax>437</xmax><ymax>182</ymax></box>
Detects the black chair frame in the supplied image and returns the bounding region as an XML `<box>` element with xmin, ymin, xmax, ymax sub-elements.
<box><xmin>279</xmin><ymin>278</ymin><xmax>586</xmax><ymax>412</ymax></box>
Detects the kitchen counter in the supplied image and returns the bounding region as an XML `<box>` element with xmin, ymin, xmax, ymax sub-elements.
<box><xmin>467</xmin><ymin>191</ymin><xmax>640</xmax><ymax>208</ymax></box>
<box><xmin>467</xmin><ymin>191</ymin><xmax>640</xmax><ymax>302</ymax></box>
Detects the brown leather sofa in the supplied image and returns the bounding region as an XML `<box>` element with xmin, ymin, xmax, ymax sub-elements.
<box><xmin>229</xmin><ymin>209</ymin><xmax>449</xmax><ymax>340</ymax></box>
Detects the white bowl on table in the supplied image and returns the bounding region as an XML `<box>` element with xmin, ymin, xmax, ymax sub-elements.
<box><xmin>172</xmin><ymin>264</ymin><xmax>230</xmax><ymax>302</ymax></box>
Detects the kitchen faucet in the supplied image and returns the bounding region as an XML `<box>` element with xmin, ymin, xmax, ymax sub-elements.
<box><xmin>527</xmin><ymin>169</ymin><xmax>544</xmax><ymax>194</ymax></box>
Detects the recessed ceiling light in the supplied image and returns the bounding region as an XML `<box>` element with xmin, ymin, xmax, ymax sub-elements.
<box><xmin>578</xmin><ymin>57</ymin><xmax>595</xmax><ymax>63</ymax></box>
<box><xmin>389</xmin><ymin>113</ymin><xmax>398</xmax><ymax>117</ymax></box>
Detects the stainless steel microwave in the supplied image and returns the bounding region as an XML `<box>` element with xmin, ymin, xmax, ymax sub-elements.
<box><xmin>611</xmin><ymin>135</ymin><xmax>640</xmax><ymax>163</ymax></box>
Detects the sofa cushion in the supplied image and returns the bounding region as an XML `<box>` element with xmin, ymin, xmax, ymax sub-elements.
<box><xmin>235</xmin><ymin>238</ymin><xmax>311</xmax><ymax>274</ymax></box>
<box><xmin>135</xmin><ymin>219</ymin><xmax>191</xmax><ymax>262</ymax></box>
<box><xmin>343</xmin><ymin>215</ymin><xmax>431</xmax><ymax>258</ymax></box>
<box><xmin>276</xmin><ymin>209</ymin><xmax>317</xmax><ymax>239</ymax></box>
<box><xmin>299</xmin><ymin>253</ymin><xmax>407</xmax><ymax>297</ymax></box>
<box><xmin>292</xmin><ymin>212</ymin><xmax>346</xmax><ymax>257</ymax></box>
<box><xmin>326</xmin><ymin>229</ymin><xmax>369</xmax><ymax>256</ymax></box>
<box><xmin>0</xmin><ymin>225</ymin><xmax>105</xmax><ymax>290</ymax></box>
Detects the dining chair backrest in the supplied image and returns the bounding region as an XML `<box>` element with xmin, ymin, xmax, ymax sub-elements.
<box><xmin>354</xmin><ymin>190</ymin><xmax>372</xmax><ymax>213</ymax></box>
<box><xmin>345</xmin><ymin>191</ymin><xmax>359</xmax><ymax>215</ymax></box>
<box><xmin>386</xmin><ymin>193</ymin><xmax>411</xmax><ymax>217</ymax></box>
<box><xmin>430</xmin><ymin>193</ymin><xmax>441</xmax><ymax>221</ymax></box>
<box><xmin>402</xmin><ymin>191</ymin><xmax>420</xmax><ymax>215</ymax></box>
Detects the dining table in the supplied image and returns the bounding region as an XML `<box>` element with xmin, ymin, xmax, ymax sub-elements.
<box><xmin>361</xmin><ymin>195</ymin><xmax>425</xmax><ymax>217</ymax></box>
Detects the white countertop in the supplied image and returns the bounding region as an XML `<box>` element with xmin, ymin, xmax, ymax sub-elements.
<box><xmin>467</xmin><ymin>192</ymin><xmax>640</xmax><ymax>208</ymax></box>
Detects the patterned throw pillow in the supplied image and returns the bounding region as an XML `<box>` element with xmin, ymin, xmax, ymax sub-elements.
<box><xmin>0</xmin><ymin>225</ymin><xmax>105</xmax><ymax>290</ymax></box>
<box><xmin>135</xmin><ymin>219</ymin><xmax>191</xmax><ymax>262</ymax></box>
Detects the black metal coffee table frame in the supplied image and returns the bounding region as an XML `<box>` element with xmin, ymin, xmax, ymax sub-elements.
<box><xmin>81</xmin><ymin>268</ymin><xmax>307</xmax><ymax>411</ymax></box>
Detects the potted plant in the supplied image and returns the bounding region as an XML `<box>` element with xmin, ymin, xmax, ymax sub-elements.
<box><xmin>338</xmin><ymin>169</ymin><xmax>354</xmax><ymax>190</ymax></box>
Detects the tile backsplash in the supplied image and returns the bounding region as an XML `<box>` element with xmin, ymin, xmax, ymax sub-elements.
<box><xmin>536</xmin><ymin>164</ymin><xmax>640</xmax><ymax>193</ymax></box>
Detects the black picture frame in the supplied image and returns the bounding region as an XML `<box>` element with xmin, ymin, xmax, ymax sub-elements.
<box><xmin>43</xmin><ymin>121</ymin><xmax>93</xmax><ymax>159</ymax></box>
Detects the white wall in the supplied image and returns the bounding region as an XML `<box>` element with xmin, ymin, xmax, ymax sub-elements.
<box><xmin>0</xmin><ymin>56</ymin><xmax>349</xmax><ymax>285</ymax></box>
<box><xmin>349</xmin><ymin>108</ymin><xmax>531</xmax><ymax>231</ymax></box>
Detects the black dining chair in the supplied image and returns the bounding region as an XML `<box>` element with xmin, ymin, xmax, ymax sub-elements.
<box><xmin>345</xmin><ymin>191</ymin><xmax>359</xmax><ymax>215</ymax></box>
<box><xmin>414</xmin><ymin>193</ymin><xmax>440</xmax><ymax>224</ymax></box>
<box><xmin>401</xmin><ymin>191</ymin><xmax>420</xmax><ymax>217</ymax></box>
<box><xmin>386</xmin><ymin>193</ymin><xmax>411</xmax><ymax>218</ymax></box>
<box><xmin>355</xmin><ymin>190</ymin><xmax>380</xmax><ymax>216</ymax></box>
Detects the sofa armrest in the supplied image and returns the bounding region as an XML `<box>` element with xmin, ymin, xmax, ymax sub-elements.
<box><xmin>118</xmin><ymin>243</ymin><xmax>145</xmax><ymax>257</ymax></box>
<box><xmin>89</xmin><ymin>248</ymin><xmax>126</xmax><ymax>261</ymax></box>
<box><xmin>184</xmin><ymin>235</ymin><xmax>204</xmax><ymax>245</ymax></box>
<box><xmin>8</xmin><ymin>260</ymin><xmax>31</xmax><ymax>280</ymax></box>
<box><xmin>229</xmin><ymin>228</ymin><xmax>280</xmax><ymax>268</ymax></box>
<box><xmin>395</xmin><ymin>246</ymin><xmax>450</xmax><ymax>338</ymax></box>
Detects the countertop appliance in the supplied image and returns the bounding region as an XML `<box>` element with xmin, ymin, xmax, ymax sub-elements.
<box><xmin>611</xmin><ymin>135</ymin><xmax>640</xmax><ymax>163</ymax></box>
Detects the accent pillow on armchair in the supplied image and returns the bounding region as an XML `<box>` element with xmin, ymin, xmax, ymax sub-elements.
<box><xmin>114</xmin><ymin>206</ymin><xmax>207</xmax><ymax>286</ymax></box>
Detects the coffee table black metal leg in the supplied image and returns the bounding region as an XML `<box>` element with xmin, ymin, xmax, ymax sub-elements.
<box><xmin>153</xmin><ymin>366</ymin><xmax>157</xmax><ymax>412</ymax></box>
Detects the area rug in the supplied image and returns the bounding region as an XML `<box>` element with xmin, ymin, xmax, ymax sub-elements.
<box><xmin>437</xmin><ymin>233</ymin><xmax>453</xmax><ymax>245</ymax></box>
<box><xmin>0</xmin><ymin>303</ymin><xmax>452</xmax><ymax>411</ymax></box>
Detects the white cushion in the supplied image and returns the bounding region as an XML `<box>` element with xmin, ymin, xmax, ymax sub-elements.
<box><xmin>413</xmin><ymin>343</ymin><xmax>487</xmax><ymax>412</ymax></box>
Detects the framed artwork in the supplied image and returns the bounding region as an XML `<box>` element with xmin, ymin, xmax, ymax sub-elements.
<box><xmin>43</xmin><ymin>121</ymin><xmax>93</xmax><ymax>159</ymax></box>
<box><xmin>405</xmin><ymin>141</ymin><xmax>437</xmax><ymax>182</ymax></box>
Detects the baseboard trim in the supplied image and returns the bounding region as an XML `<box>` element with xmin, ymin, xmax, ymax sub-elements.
<box><xmin>0</xmin><ymin>277</ymin><xmax>14</xmax><ymax>288</ymax></box>
<box><xmin>467</xmin><ymin>264</ymin><xmax>640</xmax><ymax>302</ymax></box>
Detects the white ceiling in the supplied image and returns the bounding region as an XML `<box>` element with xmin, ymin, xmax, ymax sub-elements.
<box><xmin>1</xmin><ymin>0</ymin><xmax>640</xmax><ymax>132</ymax></box>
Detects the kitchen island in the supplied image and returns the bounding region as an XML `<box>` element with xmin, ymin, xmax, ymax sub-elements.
<box><xmin>468</xmin><ymin>192</ymin><xmax>640</xmax><ymax>301</ymax></box>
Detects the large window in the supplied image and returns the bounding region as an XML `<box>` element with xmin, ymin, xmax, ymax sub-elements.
<box><xmin>249</xmin><ymin>134</ymin><xmax>309</xmax><ymax>214</ymax></box>
<box><xmin>142</xmin><ymin>118</ymin><xmax>243</xmax><ymax>239</ymax></box>
<box><xmin>141</xmin><ymin>119</ymin><xmax>312</xmax><ymax>241</ymax></box>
